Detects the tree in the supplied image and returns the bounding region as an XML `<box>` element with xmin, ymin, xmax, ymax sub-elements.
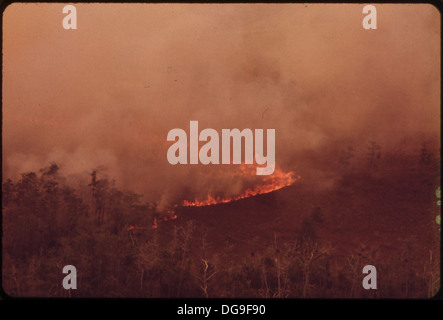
<box><xmin>367</xmin><ymin>141</ymin><xmax>381</xmax><ymax>168</ymax></box>
<box><xmin>419</xmin><ymin>142</ymin><xmax>432</xmax><ymax>166</ymax></box>
<box><xmin>2</xmin><ymin>178</ymin><xmax>14</xmax><ymax>207</ymax></box>
<box><xmin>194</xmin><ymin>230</ymin><xmax>217</xmax><ymax>298</ymax></box>
<box><xmin>339</xmin><ymin>145</ymin><xmax>355</xmax><ymax>168</ymax></box>
<box><xmin>89</xmin><ymin>170</ymin><xmax>109</xmax><ymax>223</ymax></box>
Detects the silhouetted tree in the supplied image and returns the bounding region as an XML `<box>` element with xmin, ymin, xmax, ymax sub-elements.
<box><xmin>367</xmin><ymin>141</ymin><xmax>381</xmax><ymax>168</ymax></box>
<box><xmin>89</xmin><ymin>170</ymin><xmax>109</xmax><ymax>223</ymax></box>
<box><xmin>419</xmin><ymin>142</ymin><xmax>433</xmax><ymax>166</ymax></box>
<box><xmin>339</xmin><ymin>145</ymin><xmax>355</xmax><ymax>167</ymax></box>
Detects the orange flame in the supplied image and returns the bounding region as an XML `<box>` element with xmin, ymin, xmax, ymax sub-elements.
<box><xmin>163</xmin><ymin>214</ymin><xmax>177</xmax><ymax>221</ymax></box>
<box><xmin>152</xmin><ymin>212</ymin><xmax>177</xmax><ymax>228</ymax></box>
<box><xmin>182</xmin><ymin>166</ymin><xmax>299</xmax><ymax>207</ymax></box>
<box><xmin>128</xmin><ymin>225</ymin><xmax>147</xmax><ymax>231</ymax></box>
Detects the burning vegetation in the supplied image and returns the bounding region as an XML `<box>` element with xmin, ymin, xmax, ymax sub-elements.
<box><xmin>181</xmin><ymin>166</ymin><xmax>299</xmax><ymax>207</ymax></box>
<box><xmin>2</xmin><ymin>141</ymin><xmax>441</xmax><ymax>299</ymax></box>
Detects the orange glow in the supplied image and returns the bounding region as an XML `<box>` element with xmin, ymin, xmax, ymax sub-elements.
<box><xmin>182</xmin><ymin>166</ymin><xmax>299</xmax><ymax>207</ymax></box>
<box><xmin>128</xmin><ymin>225</ymin><xmax>146</xmax><ymax>231</ymax></box>
<box><xmin>152</xmin><ymin>217</ymin><xmax>158</xmax><ymax>229</ymax></box>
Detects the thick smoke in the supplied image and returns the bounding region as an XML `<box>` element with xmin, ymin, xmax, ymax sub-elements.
<box><xmin>2</xmin><ymin>4</ymin><xmax>440</xmax><ymax>207</ymax></box>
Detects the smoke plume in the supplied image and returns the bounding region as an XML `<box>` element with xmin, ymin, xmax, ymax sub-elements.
<box><xmin>2</xmin><ymin>4</ymin><xmax>440</xmax><ymax>207</ymax></box>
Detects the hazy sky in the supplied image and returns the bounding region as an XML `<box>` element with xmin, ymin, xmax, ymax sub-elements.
<box><xmin>2</xmin><ymin>3</ymin><xmax>440</xmax><ymax>205</ymax></box>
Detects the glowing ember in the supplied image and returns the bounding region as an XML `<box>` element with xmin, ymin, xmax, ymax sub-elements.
<box><xmin>163</xmin><ymin>214</ymin><xmax>177</xmax><ymax>221</ymax></box>
<box><xmin>128</xmin><ymin>225</ymin><xmax>146</xmax><ymax>231</ymax></box>
<box><xmin>152</xmin><ymin>217</ymin><xmax>158</xmax><ymax>229</ymax></box>
<box><xmin>182</xmin><ymin>166</ymin><xmax>299</xmax><ymax>207</ymax></box>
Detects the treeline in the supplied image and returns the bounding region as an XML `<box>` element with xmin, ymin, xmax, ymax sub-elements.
<box><xmin>1</xmin><ymin>159</ymin><xmax>440</xmax><ymax>298</ymax></box>
<box><xmin>2</xmin><ymin>164</ymin><xmax>150</xmax><ymax>297</ymax></box>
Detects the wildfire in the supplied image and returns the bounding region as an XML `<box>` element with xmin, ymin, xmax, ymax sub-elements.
<box><xmin>163</xmin><ymin>212</ymin><xmax>178</xmax><ymax>221</ymax></box>
<box><xmin>182</xmin><ymin>166</ymin><xmax>299</xmax><ymax>207</ymax></box>
<box><xmin>153</xmin><ymin>211</ymin><xmax>177</xmax><ymax>229</ymax></box>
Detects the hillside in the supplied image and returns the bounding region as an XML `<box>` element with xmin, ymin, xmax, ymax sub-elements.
<box><xmin>2</xmin><ymin>158</ymin><xmax>440</xmax><ymax>298</ymax></box>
